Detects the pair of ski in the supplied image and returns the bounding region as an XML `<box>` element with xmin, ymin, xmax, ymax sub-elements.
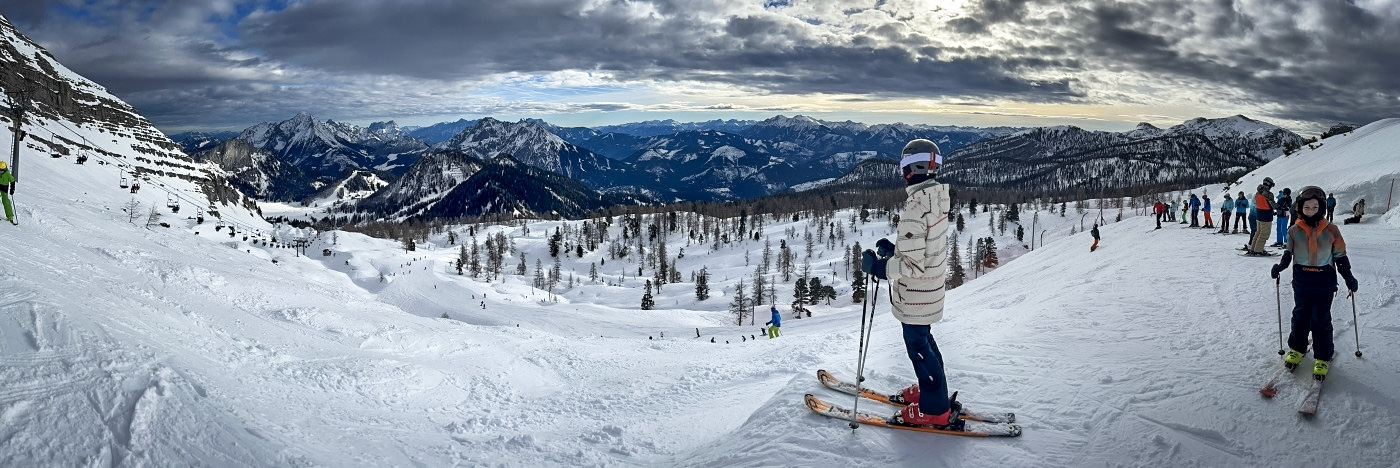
<box><xmin>805</xmin><ymin>370</ymin><xmax>1021</xmax><ymax>437</ymax></box>
<box><xmin>1259</xmin><ymin>366</ymin><xmax>1323</xmax><ymax>415</ymax></box>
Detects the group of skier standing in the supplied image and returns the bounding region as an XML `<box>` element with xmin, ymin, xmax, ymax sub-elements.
<box><xmin>848</xmin><ymin>137</ymin><xmax>1370</xmax><ymax>430</ymax></box>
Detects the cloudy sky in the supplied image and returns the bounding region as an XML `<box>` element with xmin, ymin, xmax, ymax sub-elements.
<box><xmin>2</xmin><ymin>0</ymin><xmax>1397</xmax><ymax>134</ymax></box>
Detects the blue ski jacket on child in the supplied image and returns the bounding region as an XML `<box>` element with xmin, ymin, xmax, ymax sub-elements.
<box><xmin>766</xmin><ymin>307</ymin><xmax>781</xmax><ymax>328</ymax></box>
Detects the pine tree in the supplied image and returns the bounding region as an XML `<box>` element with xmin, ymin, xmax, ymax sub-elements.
<box><xmin>534</xmin><ymin>258</ymin><xmax>546</xmax><ymax>289</ymax></box>
<box><xmin>751</xmin><ymin>265</ymin><xmax>765</xmax><ymax>307</ymax></box>
<box><xmin>730</xmin><ymin>278</ymin><xmax>748</xmax><ymax>325</ymax></box>
<box><xmin>589</xmin><ymin>262</ymin><xmax>599</xmax><ymax>283</ymax></box>
<box><xmin>549</xmin><ymin>228</ymin><xmax>562</xmax><ymax>257</ymax></box>
<box><xmin>794</xmin><ymin>277</ymin><xmax>809</xmax><ymax>306</ymax></box>
<box><xmin>695</xmin><ymin>267</ymin><xmax>710</xmax><ymax>300</ymax></box>
<box><xmin>806</xmin><ymin>277</ymin><xmax>823</xmax><ymax>305</ymax></box>
<box><xmin>973</xmin><ymin>238</ymin><xmax>985</xmax><ymax>276</ymax></box>
<box><xmin>982</xmin><ymin>237</ymin><xmax>1000</xmax><ymax>268</ymax></box>
<box><xmin>947</xmin><ymin>233</ymin><xmax>966</xmax><ymax>289</ymax></box>
<box><xmin>1007</xmin><ymin>203</ymin><xmax>1020</xmax><ymax>223</ymax></box>
<box><xmin>642</xmin><ymin>280</ymin><xmax>655</xmax><ymax>310</ymax></box>
<box><xmin>998</xmin><ymin>209</ymin><xmax>1007</xmax><ymax>235</ymax></box>
<box><xmin>1060</xmin><ymin>202</ymin><xmax>1067</xmax><ymax>216</ymax></box>
<box><xmin>455</xmin><ymin>244</ymin><xmax>468</xmax><ymax>275</ymax></box>
<box><xmin>550</xmin><ymin>255</ymin><xmax>562</xmax><ymax>290</ymax></box>
<box><xmin>851</xmin><ymin>270</ymin><xmax>866</xmax><ymax>302</ymax></box>
<box><xmin>469</xmin><ymin>239</ymin><xmax>481</xmax><ymax>278</ymax></box>
<box><xmin>956</xmin><ymin>213</ymin><xmax>965</xmax><ymax>231</ymax></box>
<box><xmin>1016</xmin><ymin>224</ymin><xmax>1025</xmax><ymax>242</ymax></box>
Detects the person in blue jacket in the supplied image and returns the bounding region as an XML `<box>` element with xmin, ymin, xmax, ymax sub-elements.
<box><xmin>1218</xmin><ymin>193</ymin><xmax>1232</xmax><ymax>233</ymax></box>
<box><xmin>1188</xmin><ymin>193</ymin><xmax>1201</xmax><ymax>227</ymax></box>
<box><xmin>764</xmin><ymin>306</ymin><xmax>781</xmax><ymax>338</ymax></box>
<box><xmin>1274</xmin><ymin>188</ymin><xmax>1292</xmax><ymax>247</ymax></box>
<box><xmin>1202</xmin><ymin>193</ymin><xmax>1213</xmax><ymax>228</ymax></box>
<box><xmin>1234</xmin><ymin>191</ymin><xmax>1250</xmax><ymax>234</ymax></box>
<box><xmin>1325</xmin><ymin>193</ymin><xmax>1337</xmax><ymax>222</ymax></box>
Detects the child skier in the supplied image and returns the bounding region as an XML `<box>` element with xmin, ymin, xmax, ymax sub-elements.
<box><xmin>861</xmin><ymin>139</ymin><xmax>960</xmax><ymax>429</ymax></box>
<box><xmin>1202</xmin><ymin>192</ymin><xmax>1213</xmax><ymax>228</ymax></box>
<box><xmin>1270</xmin><ymin>186</ymin><xmax>1359</xmax><ymax>380</ymax></box>
<box><xmin>1218</xmin><ymin>193</ymin><xmax>1232</xmax><ymax>233</ymax></box>
<box><xmin>1234</xmin><ymin>191</ymin><xmax>1250</xmax><ymax>234</ymax></box>
<box><xmin>1090</xmin><ymin>223</ymin><xmax>1101</xmax><ymax>251</ymax></box>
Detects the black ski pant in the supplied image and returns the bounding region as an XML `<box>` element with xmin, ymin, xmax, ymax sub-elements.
<box><xmin>1190</xmin><ymin>208</ymin><xmax>1199</xmax><ymax>227</ymax></box>
<box><xmin>1287</xmin><ymin>284</ymin><xmax>1337</xmax><ymax>362</ymax></box>
<box><xmin>902</xmin><ymin>323</ymin><xmax>950</xmax><ymax>414</ymax></box>
<box><xmin>1234</xmin><ymin>212</ymin><xmax>1250</xmax><ymax>233</ymax></box>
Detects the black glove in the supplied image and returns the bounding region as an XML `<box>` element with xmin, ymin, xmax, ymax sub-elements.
<box><xmin>1335</xmin><ymin>255</ymin><xmax>1358</xmax><ymax>292</ymax></box>
<box><xmin>875</xmin><ymin>238</ymin><xmax>895</xmax><ymax>258</ymax></box>
<box><xmin>861</xmin><ymin>249</ymin><xmax>889</xmax><ymax>280</ymax></box>
<box><xmin>1271</xmin><ymin>251</ymin><xmax>1293</xmax><ymax>280</ymax></box>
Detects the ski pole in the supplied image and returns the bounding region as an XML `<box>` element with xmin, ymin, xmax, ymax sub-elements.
<box><xmin>1350</xmin><ymin>292</ymin><xmax>1362</xmax><ymax>358</ymax></box>
<box><xmin>1275</xmin><ymin>277</ymin><xmax>1285</xmax><ymax>356</ymax></box>
<box><xmin>851</xmin><ymin>276</ymin><xmax>880</xmax><ymax>431</ymax></box>
<box><xmin>850</xmin><ymin>274</ymin><xmax>871</xmax><ymax>430</ymax></box>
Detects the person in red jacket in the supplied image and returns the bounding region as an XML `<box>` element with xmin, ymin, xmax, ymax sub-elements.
<box><xmin>1153</xmin><ymin>200</ymin><xmax>1166</xmax><ymax>229</ymax></box>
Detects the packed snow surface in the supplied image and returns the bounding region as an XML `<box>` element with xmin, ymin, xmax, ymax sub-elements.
<box><xmin>2</xmin><ymin>120</ymin><xmax>1399</xmax><ymax>467</ymax></box>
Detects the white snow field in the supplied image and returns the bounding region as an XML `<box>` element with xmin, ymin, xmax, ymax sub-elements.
<box><xmin>2</xmin><ymin>119</ymin><xmax>1399</xmax><ymax>467</ymax></box>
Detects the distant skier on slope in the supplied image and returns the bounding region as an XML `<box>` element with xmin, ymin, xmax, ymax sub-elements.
<box><xmin>860</xmin><ymin>138</ymin><xmax>959</xmax><ymax>429</ymax></box>
<box><xmin>1247</xmin><ymin>179</ymin><xmax>1276</xmax><ymax>255</ymax></box>
<box><xmin>1325</xmin><ymin>193</ymin><xmax>1337</xmax><ymax>222</ymax></box>
<box><xmin>1273</xmin><ymin>188</ymin><xmax>1293</xmax><ymax>247</ymax></box>
<box><xmin>764</xmin><ymin>305</ymin><xmax>781</xmax><ymax>338</ymax></box>
<box><xmin>0</xmin><ymin>162</ymin><xmax>14</xmax><ymax>225</ymax></box>
<box><xmin>1270</xmin><ymin>186</ymin><xmax>1359</xmax><ymax>381</ymax></box>
<box><xmin>1189</xmin><ymin>193</ymin><xmax>1201</xmax><ymax>227</ymax></box>
<box><xmin>1202</xmin><ymin>192</ymin><xmax>1214</xmax><ymax>229</ymax></box>
<box><xmin>1090</xmin><ymin>223</ymin><xmax>1101</xmax><ymax>252</ymax></box>
<box><xmin>1218</xmin><ymin>193</ymin><xmax>1233</xmax><ymax>233</ymax></box>
<box><xmin>1153</xmin><ymin>200</ymin><xmax>1166</xmax><ymax>229</ymax></box>
<box><xmin>1343</xmin><ymin>198</ymin><xmax>1365</xmax><ymax>225</ymax></box>
<box><xmin>1234</xmin><ymin>191</ymin><xmax>1251</xmax><ymax>234</ymax></box>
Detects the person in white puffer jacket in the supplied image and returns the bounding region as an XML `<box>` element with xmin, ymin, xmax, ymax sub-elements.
<box><xmin>861</xmin><ymin>138</ymin><xmax>957</xmax><ymax>429</ymax></box>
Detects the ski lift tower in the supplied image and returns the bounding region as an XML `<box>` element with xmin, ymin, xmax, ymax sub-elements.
<box><xmin>5</xmin><ymin>85</ymin><xmax>34</xmax><ymax>183</ymax></box>
<box><xmin>293</xmin><ymin>236</ymin><xmax>310</xmax><ymax>257</ymax></box>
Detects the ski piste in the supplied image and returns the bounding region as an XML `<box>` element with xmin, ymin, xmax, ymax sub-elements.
<box><xmin>804</xmin><ymin>394</ymin><xmax>1022</xmax><ymax>437</ymax></box>
<box><xmin>816</xmin><ymin>369</ymin><xmax>1015</xmax><ymax>424</ymax></box>
<box><xmin>1298</xmin><ymin>380</ymin><xmax>1324</xmax><ymax>415</ymax></box>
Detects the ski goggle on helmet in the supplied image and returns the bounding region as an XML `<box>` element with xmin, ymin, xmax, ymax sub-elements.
<box><xmin>1293</xmin><ymin>186</ymin><xmax>1326</xmax><ymax>213</ymax></box>
<box><xmin>900</xmin><ymin>139</ymin><xmax>942</xmax><ymax>176</ymax></box>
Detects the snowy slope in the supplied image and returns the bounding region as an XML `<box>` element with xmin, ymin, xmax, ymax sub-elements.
<box><xmin>3</xmin><ymin>110</ymin><xmax>1400</xmax><ymax>468</ymax></box>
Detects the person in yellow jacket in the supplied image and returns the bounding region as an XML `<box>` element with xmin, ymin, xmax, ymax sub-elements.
<box><xmin>0</xmin><ymin>161</ymin><xmax>15</xmax><ymax>225</ymax></box>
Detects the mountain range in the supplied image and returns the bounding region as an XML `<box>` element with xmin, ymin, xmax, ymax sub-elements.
<box><xmin>940</xmin><ymin>117</ymin><xmax>1305</xmax><ymax>199</ymax></box>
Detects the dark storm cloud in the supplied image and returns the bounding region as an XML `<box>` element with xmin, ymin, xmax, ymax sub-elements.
<box><xmin>236</xmin><ymin>0</ymin><xmax>1066</xmax><ymax>100</ymax></box>
<box><xmin>1044</xmin><ymin>0</ymin><xmax>1400</xmax><ymax>125</ymax></box>
<box><xmin>3</xmin><ymin>0</ymin><xmax>1396</xmax><ymax>131</ymax></box>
